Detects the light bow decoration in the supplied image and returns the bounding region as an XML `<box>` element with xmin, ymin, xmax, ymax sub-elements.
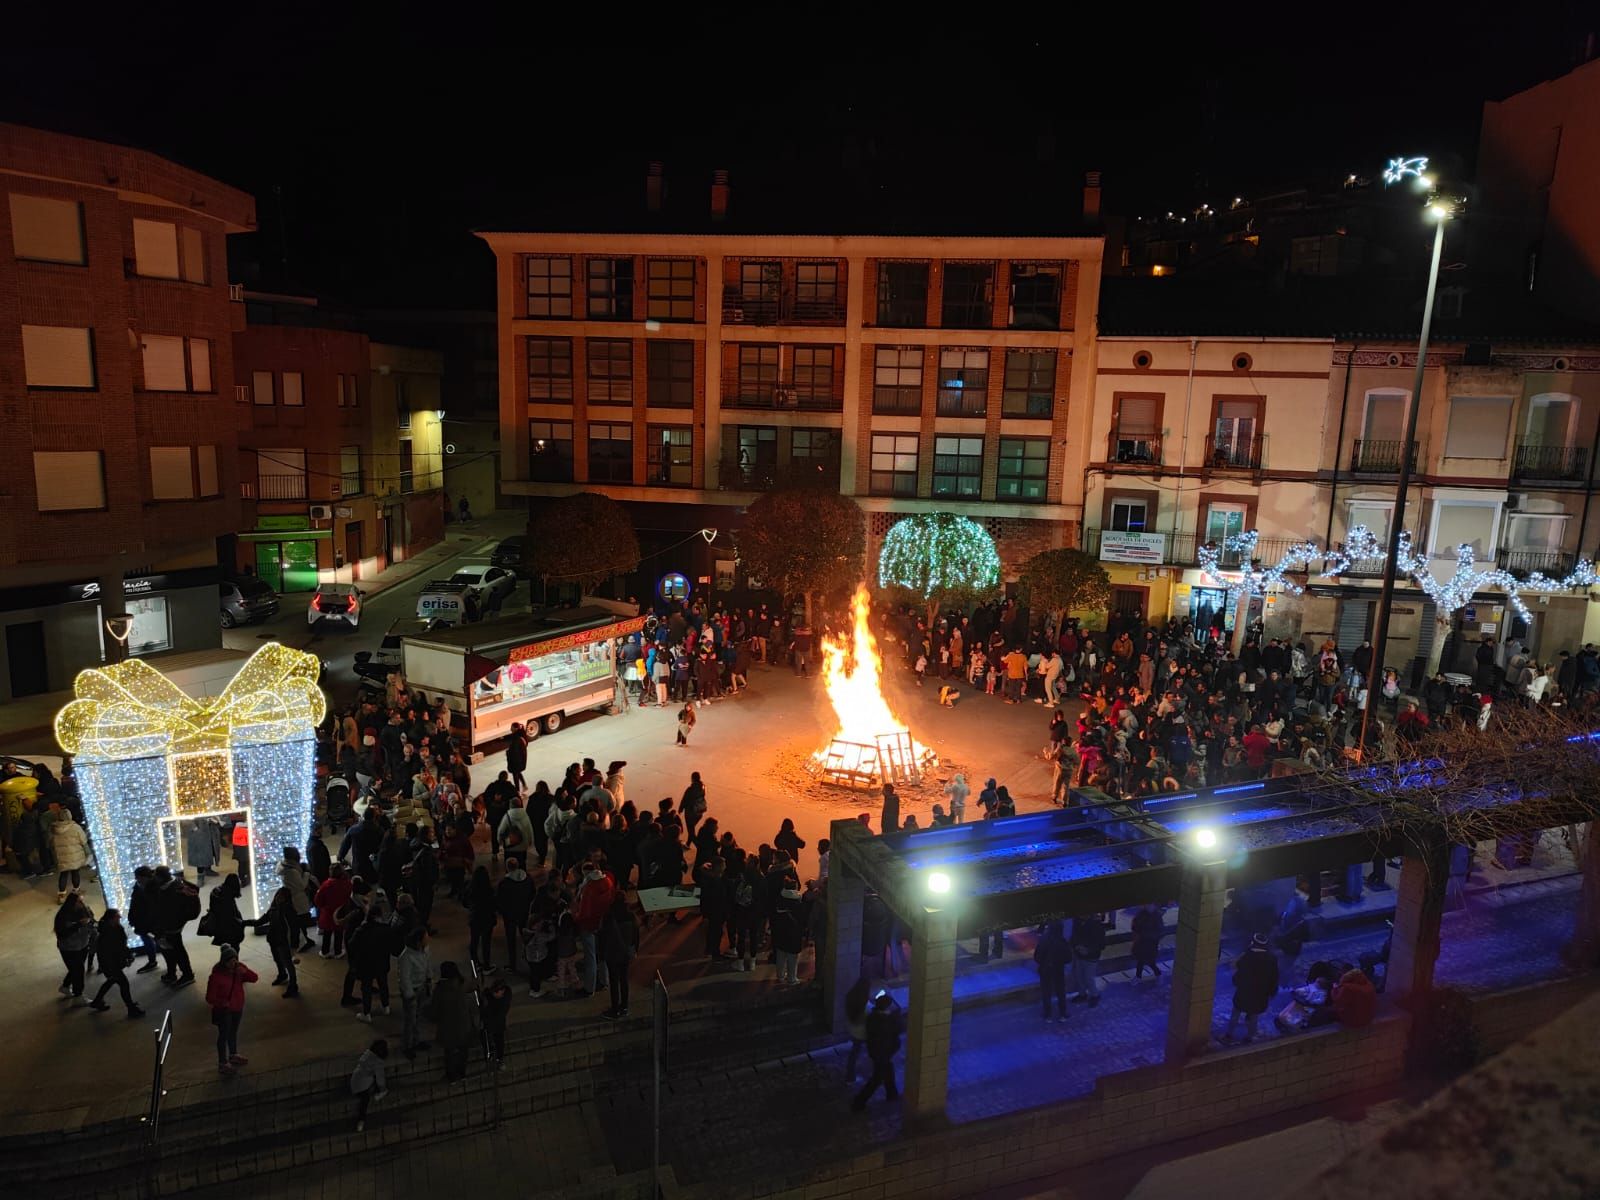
<box><xmin>1321</xmin><ymin>524</ymin><xmax>1599</xmax><ymax>624</ymax></box>
<box><xmin>1196</xmin><ymin>530</ymin><xmax>1323</xmax><ymax>604</ymax></box>
<box><xmin>56</xmin><ymin>642</ymin><xmax>325</xmax><ymax>920</ymax></box>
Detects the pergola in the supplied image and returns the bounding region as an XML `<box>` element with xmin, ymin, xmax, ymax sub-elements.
<box><xmin>823</xmin><ymin>775</ymin><xmax>1448</xmax><ymax>1130</ymax></box>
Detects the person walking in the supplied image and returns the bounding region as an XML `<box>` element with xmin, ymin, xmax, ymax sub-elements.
<box><xmin>88</xmin><ymin>908</ymin><xmax>145</xmax><ymax>1017</ymax></box>
<box><xmin>505</xmin><ymin>723</ymin><xmax>529</xmax><ymax>793</ymax></box>
<box><xmin>432</xmin><ymin>961</ymin><xmax>479</xmax><ymax>1082</ymax></box>
<box><xmin>599</xmin><ymin>895</ymin><xmax>639</xmax><ymax>1019</ymax></box>
<box><xmin>1222</xmin><ymin>932</ymin><xmax>1282</xmax><ymax>1044</ymax></box>
<box><xmin>50</xmin><ymin>809</ymin><xmax>90</xmax><ymax>903</ymax></box>
<box><xmin>350</xmin><ymin>1039</ymin><xmax>389</xmax><ymax>1131</ymax></box>
<box><xmin>843</xmin><ymin>976</ymin><xmax>870</xmax><ymax>1082</ymax></box>
<box><xmin>1033</xmin><ymin>920</ymin><xmax>1070</xmax><ymax>1022</ymax></box>
<box><xmin>1068</xmin><ymin>913</ymin><xmax>1106</xmax><ymax>1006</ymax></box>
<box><xmin>1131</xmin><ymin>903</ymin><xmax>1164</xmax><ymax>979</ymax></box>
<box><xmin>54</xmin><ymin>891</ymin><xmax>95</xmax><ymax>1001</ymax></box>
<box><xmin>128</xmin><ymin>865</ymin><xmax>161</xmax><ymax>974</ymax></box>
<box><xmin>263</xmin><ymin>885</ymin><xmax>302</xmax><ymax>998</ymax></box>
<box><xmin>675</xmin><ymin>700</ymin><xmax>697</xmax><ymax>747</ymax></box>
<box><xmin>397</xmin><ymin>927</ymin><xmax>433</xmax><ymax>1059</ymax></box>
<box><xmin>204</xmin><ymin>873</ymin><xmax>247</xmax><ymax>952</ymax></box>
<box><xmin>205</xmin><ymin>945</ymin><xmax>258</xmax><ymax>1074</ymax></box>
<box><xmin>680</xmin><ymin>772</ymin><xmax>707</xmax><ymax>841</ymax></box>
<box><xmin>850</xmin><ymin>993</ymin><xmax>904</xmax><ymax>1111</ymax></box>
<box><xmin>152</xmin><ymin>865</ymin><xmax>198</xmax><ymax>986</ymax></box>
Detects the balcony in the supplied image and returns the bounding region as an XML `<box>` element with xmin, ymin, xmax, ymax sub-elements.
<box><xmin>723</xmin><ymin>377</ymin><xmax>843</xmax><ymax>412</ymax></box>
<box><xmin>1350</xmin><ymin>439</ymin><xmax>1418</xmax><ymax>473</ymax></box>
<box><xmin>1499</xmin><ymin>548</ymin><xmax>1577</xmax><ymax>578</ymax></box>
<box><xmin>1106</xmin><ymin>430</ymin><xmax>1161</xmax><ymax>467</ymax></box>
<box><xmin>721</xmin><ymin>287</ymin><xmax>846</xmax><ymax>326</ymax></box>
<box><xmin>257</xmin><ymin>475</ymin><xmax>307</xmax><ymax>500</ymax></box>
<box><xmin>717</xmin><ymin>454</ymin><xmax>841</xmax><ymax>492</ymax></box>
<box><xmin>1081</xmin><ymin>529</ymin><xmax>1325</xmax><ymax>571</ymax></box>
<box><xmin>1512</xmin><ymin>441</ymin><xmax>1588</xmax><ymax>483</ymax></box>
<box><xmin>1203</xmin><ymin>433</ymin><xmax>1265</xmax><ymax>471</ymax></box>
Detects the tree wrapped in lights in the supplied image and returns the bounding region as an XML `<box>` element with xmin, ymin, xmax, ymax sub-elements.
<box><xmin>1196</xmin><ymin>530</ymin><xmax>1322</xmax><ymax>651</ymax></box>
<box><xmin>877</xmin><ymin>513</ymin><xmax>1002</xmax><ymax>627</ymax></box>
<box><xmin>56</xmin><ymin>642</ymin><xmax>326</xmax><ymax>919</ymax></box>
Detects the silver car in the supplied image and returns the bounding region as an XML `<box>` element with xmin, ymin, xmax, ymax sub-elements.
<box><xmin>220</xmin><ymin>578</ymin><xmax>280</xmax><ymax>628</ymax></box>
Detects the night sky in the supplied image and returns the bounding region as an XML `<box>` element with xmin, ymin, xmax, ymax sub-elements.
<box><xmin>2</xmin><ymin>5</ymin><xmax>1593</xmax><ymax>308</ymax></box>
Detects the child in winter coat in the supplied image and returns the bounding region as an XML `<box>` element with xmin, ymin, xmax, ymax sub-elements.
<box><xmin>350</xmin><ymin>1039</ymin><xmax>389</xmax><ymax>1131</ymax></box>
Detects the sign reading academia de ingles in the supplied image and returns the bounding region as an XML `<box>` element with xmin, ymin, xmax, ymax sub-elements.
<box><xmin>506</xmin><ymin>616</ymin><xmax>647</xmax><ymax>664</ymax></box>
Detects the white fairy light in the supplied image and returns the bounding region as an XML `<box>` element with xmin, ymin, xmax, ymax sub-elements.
<box><xmin>1197</xmin><ymin>530</ymin><xmax>1323</xmax><ymax>604</ymax></box>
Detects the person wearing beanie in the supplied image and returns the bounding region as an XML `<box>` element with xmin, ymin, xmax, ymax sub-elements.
<box><xmin>1222</xmin><ymin>932</ymin><xmax>1281</xmax><ymax>1044</ymax></box>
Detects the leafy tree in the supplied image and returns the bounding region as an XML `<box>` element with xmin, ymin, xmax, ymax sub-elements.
<box><xmin>1019</xmin><ymin>548</ymin><xmax>1111</xmax><ymax>632</ymax></box>
<box><xmin>525</xmin><ymin>492</ymin><xmax>640</xmax><ymax>590</ymax></box>
<box><xmin>735</xmin><ymin>490</ymin><xmax>865</xmax><ymax>625</ymax></box>
<box><xmin>877</xmin><ymin>512</ymin><xmax>1002</xmax><ymax>627</ymax></box>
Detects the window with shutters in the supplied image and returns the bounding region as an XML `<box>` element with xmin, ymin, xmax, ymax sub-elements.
<box><xmin>132</xmin><ymin>218</ymin><xmax>206</xmax><ymax>282</ymax></box>
<box><xmin>932</xmin><ymin>436</ymin><xmax>983</xmax><ymax>497</ymax></box>
<box><xmin>33</xmin><ymin>450</ymin><xmax>106</xmax><ymax>512</ymax></box>
<box><xmin>588</xmin><ymin>422</ymin><xmax>634</xmax><ymax>483</ymax></box>
<box><xmin>586</xmin><ymin>257</ymin><xmax>634</xmax><ymax>319</ymax></box>
<box><xmin>197</xmin><ymin>446</ymin><xmax>220</xmax><ymax>497</ymax></box>
<box><xmin>257</xmin><ymin>448</ymin><xmax>307</xmax><ymax>500</ymax></box>
<box><xmin>870</xmin><ymin>433</ymin><xmax>919</xmax><ymax>496</ymax></box>
<box><xmin>587</xmin><ymin>338</ymin><xmax>634</xmax><ymax>404</ymax></box>
<box><xmin>527</xmin><ymin>337</ymin><xmax>574</xmax><ymax>401</ymax></box>
<box><xmin>792</xmin><ymin>346</ymin><xmax>836</xmax><ymax>407</ymax></box>
<box><xmin>647</xmin><ymin>259</ymin><xmax>696</xmax><ymax>321</ymax></box>
<box><xmin>525</xmin><ymin>256</ymin><xmax>573</xmax><ymax>318</ymax></box>
<box><xmin>252</xmin><ymin>369</ymin><xmax>274</xmax><ymax>405</ymax></box>
<box><xmin>937</xmin><ymin>349</ymin><xmax>989</xmax><ymax>416</ymax></box>
<box><xmin>281</xmin><ymin>371</ymin><xmax>304</xmax><ymax>407</ymax></box>
<box><xmin>1002</xmin><ymin>350</ymin><xmax>1055</xmax><ymax>417</ymax></box>
<box><xmin>9</xmin><ymin>194</ymin><xmax>85</xmax><ymax>264</ymax></box>
<box><xmin>1113</xmin><ymin>395</ymin><xmax>1160</xmax><ymax>463</ymax></box>
<box><xmin>1211</xmin><ymin>397</ymin><xmax>1261</xmax><ymax>466</ymax></box>
<box><xmin>736</xmin><ymin>345</ymin><xmax>780</xmax><ymax>405</ymax></box>
<box><xmin>873</xmin><ymin>347</ymin><xmax>923</xmax><ymax>414</ymax></box>
<box><xmin>150</xmin><ymin>447</ymin><xmax>195</xmax><ymax>500</ymax></box>
<box><xmin>140</xmin><ymin>334</ymin><xmax>212</xmax><ymax>392</ymax></box>
<box><xmin>339</xmin><ymin>446</ymin><xmax>362</xmax><ymax>497</ymax></box>
<box><xmin>22</xmin><ymin>325</ymin><xmax>96</xmax><ymax>389</ymax></box>
<box><xmin>997</xmin><ymin>437</ymin><xmax>1049</xmax><ymax>502</ymax></box>
<box><xmin>1444</xmin><ymin>396</ymin><xmax>1512</xmax><ymax>459</ymax></box>
<box><xmin>1430</xmin><ymin>502</ymin><xmax>1497</xmax><ymax>560</ymax></box>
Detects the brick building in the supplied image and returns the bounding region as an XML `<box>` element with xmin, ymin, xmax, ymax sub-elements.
<box><xmin>477</xmin><ymin>220</ymin><xmax>1103</xmax><ymax>602</ymax></box>
<box><xmin>0</xmin><ymin>123</ymin><xmax>254</xmax><ymax>701</ymax></box>
<box><xmin>368</xmin><ymin>341</ymin><xmax>447</xmax><ymax>563</ymax></box>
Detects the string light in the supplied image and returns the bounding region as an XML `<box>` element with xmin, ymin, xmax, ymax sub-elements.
<box><xmin>877</xmin><ymin>514</ymin><xmax>1001</xmax><ymax>598</ymax></box>
<box><xmin>1196</xmin><ymin>531</ymin><xmax>1322</xmax><ymax>604</ymax></box>
<box><xmin>57</xmin><ymin>643</ymin><xmax>326</xmax><ymax>919</ymax></box>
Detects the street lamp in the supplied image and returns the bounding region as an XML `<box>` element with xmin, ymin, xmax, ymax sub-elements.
<box><xmin>1358</xmin><ymin>182</ymin><xmax>1461</xmax><ymax>760</ymax></box>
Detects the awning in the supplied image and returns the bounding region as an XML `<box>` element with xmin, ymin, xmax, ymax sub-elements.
<box><xmin>236</xmin><ymin>529</ymin><xmax>332</xmax><ymax>542</ymax></box>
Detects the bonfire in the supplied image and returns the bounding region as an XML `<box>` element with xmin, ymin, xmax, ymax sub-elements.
<box><xmin>808</xmin><ymin>585</ymin><xmax>937</xmax><ymax>788</ymax></box>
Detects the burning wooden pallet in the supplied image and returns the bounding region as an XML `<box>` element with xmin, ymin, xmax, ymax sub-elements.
<box><xmin>807</xmin><ymin>731</ymin><xmax>938</xmax><ymax>789</ymax></box>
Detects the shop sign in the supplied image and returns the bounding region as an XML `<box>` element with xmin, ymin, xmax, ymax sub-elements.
<box><xmin>507</xmin><ymin>616</ymin><xmax>648</xmax><ymax>664</ymax></box>
<box><xmin>1099</xmin><ymin>532</ymin><xmax>1167</xmax><ymax>565</ymax></box>
<box><xmin>256</xmin><ymin>514</ymin><xmax>312</xmax><ymax>532</ymax></box>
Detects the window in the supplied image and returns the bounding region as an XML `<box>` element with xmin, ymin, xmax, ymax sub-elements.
<box><xmin>937</xmin><ymin>349</ymin><xmax>989</xmax><ymax>416</ymax></box>
<box><xmin>1431</xmin><ymin>503</ymin><xmax>1497</xmax><ymax>559</ymax></box>
<box><xmin>586</xmin><ymin>257</ymin><xmax>634</xmax><ymax>319</ymax></box>
<box><xmin>197</xmin><ymin>445</ymin><xmax>219</xmax><ymax>497</ymax></box>
<box><xmin>529</xmin><ymin>420</ymin><xmax>574</xmax><ymax>482</ymax></box>
<box><xmin>941</xmin><ymin>263</ymin><xmax>994</xmax><ymax>328</ymax></box>
<box><xmin>1347</xmin><ymin>502</ymin><xmax>1392</xmax><ymax>543</ymax></box>
<box><xmin>738</xmin><ymin>260</ymin><xmax>780</xmax><ymax>300</ymax></box>
<box><xmin>873</xmin><ymin>347</ymin><xmax>923</xmax><ymax>414</ymax></box>
<box><xmin>1205</xmin><ymin>503</ymin><xmax>1248</xmax><ymax>562</ymax></box>
<box><xmin>398</xmin><ymin>441</ymin><xmax>414</xmax><ymax>494</ymax></box>
<box><xmin>1212</xmin><ymin>398</ymin><xmax>1259</xmax><ymax>465</ymax></box>
<box><xmin>792</xmin><ymin>345</ymin><xmax>835</xmax><ymax>407</ymax></box>
<box><xmin>647</xmin><ymin>425</ymin><xmax>693</xmax><ymax>486</ymax></box>
<box><xmin>33</xmin><ymin>450</ymin><xmax>105</xmax><ymax>512</ymax></box>
<box><xmin>646</xmin><ymin>340</ymin><xmax>694</xmax><ymax>407</ymax></box>
<box><xmin>1009</xmin><ymin>262</ymin><xmax>1062</xmax><ymax>329</ymax></box>
<box><xmin>527</xmin><ymin>337</ymin><xmax>574</xmax><ymax>401</ymax></box>
<box><xmin>337</xmin><ymin>374</ymin><xmax>358</xmax><ymax>407</ymax></box>
<box><xmin>735</xmin><ymin>426</ymin><xmax>778</xmax><ymax>471</ymax></box>
<box><xmin>997</xmin><ymin>437</ymin><xmax>1049</xmax><ymax>501</ymax></box>
<box><xmin>252</xmin><ymin>369</ymin><xmax>274</xmax><ymax>405</ymax></box>
<box><xmin>588</xmin><ymin>422</ymin><xmax>634</xmax><ymax>483</ymax></box>
<box><xmin>1114</xmin><ymin>395</ymin><xmax>1160</xmax><ymax>462</ymax></box>
<box><xmin>139</xmin><ymin>334</ymin><xmax>211</xmax><ymax>392</ymax></box>
<box><xmin>149</xmin><ymin>447</ymin><xmax>195</xmax><ymax>500</ymax></box>
<box><xmin>340</xmin><ymin>446</ymin><xmax>362</xmax><ymax>497</ymax></box>
<box><xmin>1504</xmin><ymin>513</ymin><xmax>1564</xmax><ymax>552</ymax></box>
<box><xmin>109</xmin><ymin>595</ymin><xmax>172</xmax><ymax>658</ymax></box>
<box><xmin>281</xmin><ymin>370</ymin><xmax>303</xmax><ymax>407</ymax></box>
<box><xmin>791</xmin><ymin>428</ymin><xmax>837</xmax><ymax>474</ymax></box>
<box><xmin>932</xmin><ymin>435</ymin><xmax>983</xmax><ymax>497</ymax></box>
<box><xmin>736</xmin><ymin>345</ymin><xmax>780</xmax><ymax>404</ymax></box>
<box><xmin>795</xmin><ymin>262</ymin><xmax>839</xmax><ymax>313</ymax></box>
<box><xmin>21</xmin><ymin>325</ymin><xmax>95</xmax><ymax>389</ymax></box>
<box><xmin>1444</xmin><ymin>396</ymin><xmax>1512</xmax><ymax>458</ymax></box>
<box><xmin>10</xmin><ymin>194</ymin><xmax>85</xmax><ymax>264</ymax></box>
<box><xmin>647</xmin><ymin>259</ymin><xmax>696</xmax><ymax>322</ymax></box>
<box><xmin>870</xmin><ymin>433</ymin><xmax>919</xmax><ymax>496</ymax></box>
<box><xmin>587</xmin><ymin>338</ymin><xmax>633</xmax><ymax>404</ymax></box>
<box><xmin>525</xmin><ymin>256</ymin><xmax>573</xmax><ymax>318</ymax></box>
<box><xmin>257</xmin><ymin>448</ymin><xmax>307</xmax><ymax>500</ymax></box>
<box><xmin>131</xmin><ymin>218</ymin><xmax>206</xmax><ymax>282</ymax></box>
<box><xmin>1525</xmin><ymin>393</ymin><xmax>1576</xmax><ymax>445</ymax></box>
<box><xmin>876</xmin><ymin>262</ymin><xmax>929</xmax><ymax>327</ymax></box>
<box><xmin>1110</xmin><ymin>499</ymin><xmax>1148</xmax><ymax>532</ymax></box>
<box><xmin>1002</xmin><ymin>350</ymin><xmax>1055</xmax><ymax>417</ymax></box>
<box><xmin>396</xmin><ymin>377</ymin><xmax>411</xmax><ymax>429</ymax></box>
<box><xmin>1361</xmin><ymin>389</ymin><xmax>1407</xmax><ymax>442</ymax></box>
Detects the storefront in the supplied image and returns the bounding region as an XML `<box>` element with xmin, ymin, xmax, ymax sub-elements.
<box><xmin>239</xmin><ymin>515</ymin><xmax>327</xmax><ymax>593</ymax></box>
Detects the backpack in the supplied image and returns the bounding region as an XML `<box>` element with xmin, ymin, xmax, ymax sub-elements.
<box><xmin>177</xmin><ymin>881</ymin><xmax>202</xmax><ymax>922</ymax></box>
<box><xmin>734</xmin><ymin>880</ymin><xmax>754</xmax><ymax>908</ymax></box>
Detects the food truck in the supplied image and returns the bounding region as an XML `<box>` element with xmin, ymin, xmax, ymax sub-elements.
<box><xmin>400</xmin><ymin>604</ymin><xmax>646</xmax><ymax>756</ymax></box>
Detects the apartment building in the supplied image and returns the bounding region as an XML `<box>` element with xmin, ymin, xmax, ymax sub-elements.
<box><xmin>478</xmin><ymin>226</ymin><xmax>1103</xmax><ymax>600</ymax></box>
<box><xmin>0</xmin><ymin>123</ymin><xmax>253</xmax><ymax>700</ymax></box>
<box><xmin>231</xmin><ymin>319</ymin><xmax>376</xmax><ymax>590</ymax></box>
<box><xmin>369</xmin><ymin>342</ymin><xmax>446</xmax><ymax>563</ymax></box>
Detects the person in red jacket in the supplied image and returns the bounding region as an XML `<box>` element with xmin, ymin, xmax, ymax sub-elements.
<box><xmin>205</xmin><ymin>945</ymin><xmax>259</xmax><ymax>1074</ymax></box>
<box><xmin>315</xmin><ymin>864</ymin><xmax>354</xmax><ymax>958</ymax></box>
<box><xmin>1242</xmin><ymin>724</ymin><xmax>1273</xmax><ymax>777</ymax></box>
<box><xmin>1333</xmin><ymin>967</ymin><xmax>1378</xmax><ymax>1028</ymax></box>
<box><xmin>572</xmin><ymin>864</ymin><xmax>617</xmax><ymax>998</ymax></box>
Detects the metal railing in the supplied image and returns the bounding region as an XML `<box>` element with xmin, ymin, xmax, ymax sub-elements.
<box><xmin>256</xmin><ymin>474</ymin><xmax>307</xmax><ymax>500</ymax></box>
<box><xmin>723</xmin><ymin>379</ymin><xmax>842</xmax><ymax>412</ymax></box>
<box><xmin>469</xmin><ymin>960</ymin><xmax>502</xmax><ymax>1128</ymax></box>
<box><xmin>1107</xmin><ymin>431</ymin><xmax>1162</xmax><ymax>466</ymax></box>
<box><xmin>1203</xmin><ymin>432</ymin><xmax>1265</xmax><ymax>470</ymax></box>
<box><xmin>871</xmin><ymin>389</ymin><xmax>922</xmax><ymax>415</ymax></box>
<box><xmin>1081</xmin><ymin>529</ymin><xmax>1322</xmax><ymax>571</ymax></box>
<box><xmin>1350</xmin><ymin>439</ymin><xmax>1418</xmax><ymax>473</ymax></box>
<box><xmin>720</xmin><ymin>287</ymin><xmax>846</xmax><ymax>326</ymax></box>
<box><xmin>142</xmin><ymin>1010</ymin><xmax>173</xmax><ymax>1146</ymax></box>
<box><xmin>1512</xmin><ymin>441</ymin><xmax>1588</xmax><ymax>482</ymax></box>
<box><xmin>717</xmin><ymin>455</ymin><xmax>841</xmax><ymax>492</ymax></box>
<box><xmin>1499</xmin><ymin>548</ymin><xmax>1577</xmax><ymax>577</ymax></box>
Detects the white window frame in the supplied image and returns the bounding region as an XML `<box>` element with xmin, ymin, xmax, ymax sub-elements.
<box><xmin>1345</xmin><ymin>499</ymin><xmax>1395</xmax><ymax>543</ymax></box>
<box><xmin>1427</xmin><ymin>498</ymin><xmax>1502</xmax><ymax>562</ymax></box>
<box><xmin>1360</xmin><ymin>387</ymin><xmax>1410</xmax><ymax>442</ymax></box>
<box><xmin>1109</xmin><ymin>499</ymin><xmax>1149</xmax><ymax>532</ymax></box>
<box><xmin>1524</xmin><ymin>392</ymin><xmax>1579</xmax><ymax>444</ymax></box>
<box><xmin>1443</xmin><ymin>395</ymin><xmax>1513</xmax><ymax>459</ymax></box>
<box><xmin>1502</xmin><ymin>512</ymin><xmax>1568</xmax><ymax>552</ymax></box>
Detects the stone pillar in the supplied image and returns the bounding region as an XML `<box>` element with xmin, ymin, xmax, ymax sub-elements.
<box><xmin>98</xmin><ymin>568</ymin><xmax>129</xmax><ymax>665</ymax></box>
<box><xmin>824</xmin><ymin>860</ymin><xmax>865</xmax><ymax>1035</ymax></box>
<box><xmin>903</xmin><ymin>905</ymin><xmax>957</xmax><ymax>1130</ymax></box>
<box><xmin>1164</xmin><ymin>859</ymin><xmax>1228</xmax><ymax>1063</ymax></box>
<box><xmin>1386</xmin><ymin>844</ymin><xmax>1448</xmax><ymax>1007</ymax></box>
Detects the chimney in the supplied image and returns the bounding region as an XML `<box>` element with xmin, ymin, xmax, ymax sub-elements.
<box><xmin>710</xmin><ymin>169</ymin><xmax>730</xmax><ymax>222</ymax></box>
<box><xmin>1083</xmin><ymin>170</ymin><xmax>1103</xmax><ymax>227</ymax></box>
<box><xmin>646</xmin><ymin>161</ymin><xmax>664</xmax><ymax>213</ymax></box>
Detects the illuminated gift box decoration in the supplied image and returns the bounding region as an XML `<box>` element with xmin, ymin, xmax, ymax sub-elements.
<box><xmin>56</xmin><ymin>642</ymin><xmax>325</xmax><ymax>921</ymax></box>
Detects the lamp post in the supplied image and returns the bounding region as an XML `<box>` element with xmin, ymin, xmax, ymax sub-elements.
<box><xmin>1358</xmin><ymin>188</ymin><xmax>1456</xmax><ymax>759</ymax></box>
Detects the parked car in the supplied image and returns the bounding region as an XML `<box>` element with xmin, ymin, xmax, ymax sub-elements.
<box><xmin>449</xmin><ymin>563</ymin><xmax>517</xmax><ymax>606</ymax></box>
<box><xmin>220</xmin><ymin>577</ymin><xmax>280</xmax><ymax>628</ymax></box>
<box><xmin>308</xmin><ymin>584</ymin><xmax>363</xmax><ymax>629</ymax></box>
<box><xmin>490</xmin><ymin>535</ymin><xmax>526</xmax><ymax>578</ymax></box>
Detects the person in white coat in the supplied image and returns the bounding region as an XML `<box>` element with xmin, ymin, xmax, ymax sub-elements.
<box><xmin>50</xmin><ymin>811</ymin><xmax>90</xmax><ymax>902</ymax></box>
<box><xmin>943</xmin><ymin>773</ymin><xmax>970</xmax><ymax>825</ymax></box>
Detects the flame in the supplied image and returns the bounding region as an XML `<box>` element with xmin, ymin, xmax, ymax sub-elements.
<box><xmin>813</xmin><ymin>585</ymin><xmax>932</xmax><ymax>772</ymax></box>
